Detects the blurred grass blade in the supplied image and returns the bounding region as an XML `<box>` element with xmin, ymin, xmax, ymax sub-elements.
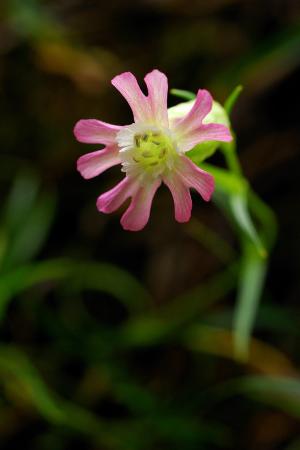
<box><xmin>256</xmin><ymin>304</ymin><xmax>299</xmax><ymax>336</ymax></box>
<box><xmin>69</xmin><ymin>261</ymin><xmax>152</xmax><ymax>313</ymax></box>
<box><xmin>0</xmin><ymin>345</ymin><xmax>65</xmax><ymax>423</ymax></box>
<box><xmin>2</xmin><ymin>169</ymin><xmax>40</xmax><ymax>231</ymax></box>
<box><xmin>238</xmin><ymin>376</ymin><xmax>300</xmax><ymax>419</ymax></box>
<box><xmin>3</xmin><ymin>191</ymin><xmax>56</xmax><ymax>269</ymax></box>
<box><xmin>0</xmin><ymin>345</ymin><xmax>230</xmax><ymax>448</ymax></box>
<box><xmin>185</xmin><ymin>218</ymin><xmax>236</xmax><ymax>263</ymax></box>
<box><xmin>233</xmin><ymin>242</ymin><xmax>268</xmax><ymax>360</ymax></box>
<box><xmin>224</xmin><ymin>85</ymin><xmax>243</xmax><ymax>116</ymax></box>
<box><xmin>0</xmin><ymin>345</ymin><xmax>117</xmax><ymax>446</ymax></box>
<box><xmin>213</xmin><ymin>25</ymin><xmax>300</xmax><ymax>92</ymax></box>
<box><xmin>121</xmin><ymin>262</ymin><xmax>238</xmax><ymax>346</ymax></box>
<box><xmin>184</xmin><ymin>326</ymin><xmax>294</xmax><ymax>376</ymax></box>
<box><xmin>7</xmin><ymin>0</ymin><xmax>63</xmax><ymax>41</ymax></box>
<box><xmin>1</xmin><ymin>169</ymin><xmax>56</xmax><ymax>269</ymax></box>
<box><xmin>170</xmin><ymin>88</ymin><xmax>196</xmax><ymax>100</ymax></box>
<box><xmin>0</xmin><ymin>229</ymin><xmax>7</xmax><ymax>268</ymax></box>
<box><xmin>0</xmin><ymin>259</ymin><xmax>151</xmax><ymax>321</ymax></box>
<box><xmin>0</xmin><ymin>259</ymin><xmax>72</xmax><ymax>321</ymax></box>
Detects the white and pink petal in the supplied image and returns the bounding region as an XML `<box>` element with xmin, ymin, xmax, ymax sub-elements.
<box><xmin>175</xmin><ymin>156</ymin><xmax>215</xmax><ymax>202</ymax></box>
<box><xmin>144</xmin><ymin>70</ymin><xmax>169</xmax><ymax>127</ymax></box>
<box><xmin>96</xmin><ymin>176</ymin><xmax>139</xmax><ymax>214</ymax></box>
<box><xmin>74</xmin><ymin>119</ymin><xmax>121</xmax><ymax>145</ymax></box>
<box><xmin>173</xmin><ymin>89</ymin><xmax>213</xmax><ymax>136</ymax></box>
<box><xmin>163</xmin><ymin>172</ymin><xmax>192</xmax><ymax>223</ymax></box>
<box><xmin>77</xmin><ymin>146</ymin><xmax>121</xmax><ymax>179</ymax></box>
<box><xmin>177</xmin><ymin>123</ymin><xmax>232</xmax><ymax>153</ymax></box>
<box><xmin>111</xmin><ymin>72</ymin><xmax>153</xmax><ymax>124</ymax></box>
<box><xmin>121</xmin><ymin>179</ymin><xmax>161</xmax><ymax>231</ymax></box>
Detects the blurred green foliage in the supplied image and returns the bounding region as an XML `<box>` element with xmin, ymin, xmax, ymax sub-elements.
<box><xmin>1</xmin><ymin>1</ymin><xmax>300</xmax><ymax>450</ymax></box>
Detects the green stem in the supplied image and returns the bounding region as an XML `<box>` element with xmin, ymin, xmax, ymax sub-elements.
<box><xmin>222</xmin><ymin>139</ymin><xmax>242</xmax><ymax>175</ymax></box>
<box><xmin>248</xmin><ymin>189</ymin><xmax>278</xmax><ymax>250</ymax></box>
<box><xmin>220</xmin><ymin>138</ymin><xmax>276</xmax><ymax>360</ymax></box>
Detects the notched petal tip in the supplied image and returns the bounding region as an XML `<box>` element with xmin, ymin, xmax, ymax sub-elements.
<box><xmin>175</xmin><ymin>209</ymin><xmax>192</xmax><ymax>223</ymax></box>
<box><xmin>163</xmin><ymin>172</ymin><xmax>192</xmax><ymax>223</ymax></box>
<box><xmin>202</xmin><ymin>123</ymin><xmax>233</xmax><ymax>143</ymax></box>
<box><xmin>144</xmin><ymin>69</ymin><xmax>169</xmax><ymax>127</ymax></box>
<box><xmin>96</xmin><ymin>196</ymin><xmax>109</xmax><ymax>213</ymax></box>
<box><xmin>111</xmin><ymin>71</ymin><xmax>135</xmax><ymax>87</ymax></box>
<box><xmin>120</xmin><ymin>216</ymin><xmax>144</xmax><ymax>232</ymax></box>
<box><xmin>216</xmin><ymin>125</ymin><xmax>233</xmax><ymax>142</ymax></box>
<box><xmin>73</xmin><ymin>120</ymin><xmax>85</xmax><ymax>142</ymax></box>
<box><xmin>111</xmin><ymin>71</ymin><xmax>154</xmax><ymax>123</ymax></box>
<box><xmin>144</xmin><ymin>68</ymin><xmax>168</xmax><ymax>81</ymax></box>
<box><xmin>174</xmin><ymin>89</ymin><xmax>214</xmax><ymax>139</ymax></box>
<box><xmin>201</xmin><ymin>173</ymin><xmax>215</xmax><ymax>202</ymax></box>
<box><xmin>176</xmin><ymin>156</ymin><xmax>215</xmax><ymax>203</ymax></box>
<box><xmin>197</xmin><ymin>88</ymin><xmax>212</xmax><ymax>97</ymax></box>
<box><xmin>76</xmin><ymin>155</ymin><xmax>92</xmax><ymax>179</ymax></box>
<box><xmin>195</xmin><ymin>89</ymin><xmax>213</xmax><ymax>113</ymax></box>
<box><xmin>120</xmin><ymin>179</ymin><xmax>161</xmax><ymax>232</ymax></box>
<box><xmin>96</xmin><ymin>177</ymin><xmax>138</xmax><ymax>216</ymax></box>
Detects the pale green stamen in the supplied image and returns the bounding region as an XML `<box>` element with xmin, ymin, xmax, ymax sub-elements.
<box><xmin>131</xmin><ymin>131</ymin><xmax>176</xmax><ymax>172</ymax></box>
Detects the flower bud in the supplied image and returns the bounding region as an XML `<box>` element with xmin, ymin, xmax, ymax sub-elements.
<box><xmin>168</xmin><ymin>99</ymin><xmax>230</xmax><ymax>163</ymax></box>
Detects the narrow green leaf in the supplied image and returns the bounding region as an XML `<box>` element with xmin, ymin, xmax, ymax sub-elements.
<box><xmin>197</xmin><ymin>164</ymin><xmax>265</xmax><ymax>254</ymax></box>
<box><xmin>0</xmin><ymin>345</ymin><xmax>117</xmax><ymax>446</ymax></box>
<box><xmin>224</xmin><ymin>85</ymin><xmax>243</xmax><ymax>116</ymax></box>
<box><xmin>229</xmin><ymin>194</ymin><xmax>266</xmax><ymax>257</ymax></box>
<box><xmin>213</xmin><ymin>25</ymin><xmax>300</xmax><ymax>93</ymax></box>
<box><xmin>248</xmin><ymin>189</ymin><xmax>278</xmax><ymax>250</ymax></box>
<box><xmin>220</xmin><ymin>139</ymin><xmax>242</xmax><ymax>175</ymax></box>
<box><xmin>185</xmin><ymin>218</ymin><xmax>236</xmax><ymax>263</ymax></box>
<box><xmin>0</xmin><ymin>259</ymin><xmax>71</xmax><ymax>321</ymax></box>
<box><xmin>238</xmin><ymin>375</ymin><xmax>300</xmax><ymax>418</ymax></box>
<box><xmin>170</xmin><ymin>88</ymin><xmax>196</xmax><ymax>101</ymax></box>
<box><xmin>3</xmin><ymin>190</ymin><xmax>56</xmax><ymax>269</ymax></box>
<box><xmin>0</xmin><ymin>259</ymin><xmax>151</xmax><ymax>321</ymax></box>
<box><xmin>233</xmin><ymin>242</ymin><xmax>268</xmax><ymax>360</ymax></box>
<box><xmin>121</xmin><ymin>262</ymin><xmax>238</xmax><ymax>347</ymax></box>
<box><xmin>2</xmin><ymin>169</ymin><xmax>40</xmax><ymax>232</ymax></box>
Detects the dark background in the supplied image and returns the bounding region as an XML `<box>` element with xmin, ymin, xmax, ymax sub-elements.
<box><xmin>0</xmin><ymin>1</ymin><xmax>300</xmax><ymax>449</ymax></box>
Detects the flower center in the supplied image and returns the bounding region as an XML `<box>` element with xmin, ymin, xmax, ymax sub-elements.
<box><xmin>117</xmin><ymin>125</ymin><xmax>179</xmax><ymax>180</ymax></box>
<box><xmin>132</xmin><ymin>131</ymin><xmax>173</xmax><ymax>168</ymax></box>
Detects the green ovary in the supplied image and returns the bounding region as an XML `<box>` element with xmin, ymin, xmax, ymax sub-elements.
<box><xmin>132</xmin><ymin>131</ymin><xmax>176</xmax><ymax>172</ymax></box>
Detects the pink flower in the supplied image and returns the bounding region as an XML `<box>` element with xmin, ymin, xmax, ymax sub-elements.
<box><xmin>74</xmin><ymin>70</ymin><xmax>232</xmax><ymax>231</ymax></box>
